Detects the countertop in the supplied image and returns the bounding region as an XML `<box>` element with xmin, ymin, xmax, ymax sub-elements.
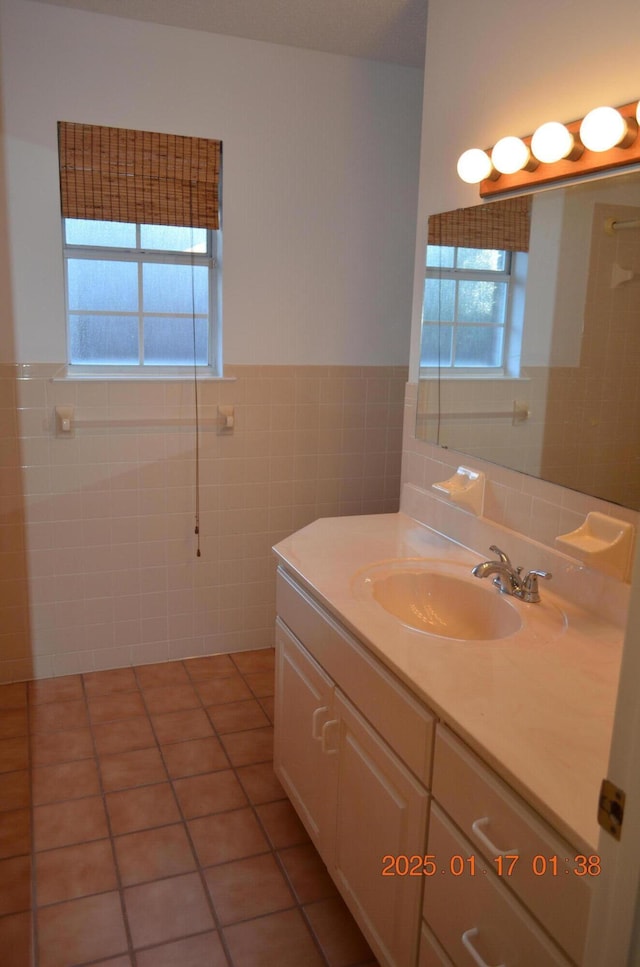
<box><xmin>272</xmin><ymin>512</ymin><xmax>624</xmax><ymax>852</ymax></box>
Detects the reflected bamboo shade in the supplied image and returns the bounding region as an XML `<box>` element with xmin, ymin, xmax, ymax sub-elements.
<box><xmin>428</xmin><ymin>196</ymin><xmax>531</xmax><ymax>252</ymax></box>
<box><xmin>58</xmin><ymin>121</ymin><xmax>221</xmax><ymax>229</ymax></box>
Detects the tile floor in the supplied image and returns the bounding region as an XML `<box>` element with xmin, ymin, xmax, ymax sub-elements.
<box><xmin>0</xmin><ymin>649</ymin><xmax>378</xmax><ymax>967</ymax></box>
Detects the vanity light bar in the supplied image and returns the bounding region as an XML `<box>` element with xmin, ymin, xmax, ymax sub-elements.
<box><xmin>458</xmin><ymin>100</ymin><xmax>640</xmax><ymax>198</ymax></box>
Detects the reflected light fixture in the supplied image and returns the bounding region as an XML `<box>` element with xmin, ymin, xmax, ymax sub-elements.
<box><xmin>458</xmin><ymin>98</ymin><xmax>640</xmax><ymax>197</ymax></box>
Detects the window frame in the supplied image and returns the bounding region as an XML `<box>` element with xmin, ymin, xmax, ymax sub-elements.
<box><xmin>62</xmin><ymin>219</ymin><xmax>220</xmax><ymax>378</ymax></box>
<box><xmin>421</xmin><ymin>245</ymin><xmax>516</xmax><ymax>377</ymax></box>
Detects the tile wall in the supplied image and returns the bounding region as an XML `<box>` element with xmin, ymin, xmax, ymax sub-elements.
<box><xmin>0</xmin><ymin>364</ymin><xmax>407</xmax><ymax>683</ymax></box>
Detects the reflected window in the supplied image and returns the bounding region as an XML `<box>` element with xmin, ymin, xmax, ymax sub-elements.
<box><xmin>421</xmin><ymin>245</ymin><xmax>519</xmax><ymax>374</ymax></box>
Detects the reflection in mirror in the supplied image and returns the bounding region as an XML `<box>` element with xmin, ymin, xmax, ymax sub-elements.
<box><xmin>417</xmin><ymin>171</ymin><xmax>640</xmax><ymax>511</ymax></box>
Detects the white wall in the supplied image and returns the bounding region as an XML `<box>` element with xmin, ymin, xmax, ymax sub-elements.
<box><xmin>0</xmin><ymin>0</ymin><xmax>422</xmax><ymax>366</ymax></box>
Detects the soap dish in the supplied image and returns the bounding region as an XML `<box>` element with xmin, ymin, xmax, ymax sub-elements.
<box><xmin>556</xmin><ymin>512</ymin><xmax>635</xmax><ymax>581</ymax></box>
<box><xmin>432</xmin><ymin>466</ymin><xmax>485</xmax><ymax>516</ymax></box>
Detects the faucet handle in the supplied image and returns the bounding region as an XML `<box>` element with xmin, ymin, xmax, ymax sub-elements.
<box><xmin>489</xmin><ymin>545</ymin><xmax>512</xmax><ymax>567</ymax></box>
<box><xmin>521</xmin><ymin>569</ymin><xmax>552</xmax><ymax>603</ymax></box>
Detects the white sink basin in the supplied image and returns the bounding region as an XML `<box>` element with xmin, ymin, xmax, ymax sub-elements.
<box><xmin>353</xmin><ymin>560</ymin><xmax>523</xmax><ymax>641</ymax></box>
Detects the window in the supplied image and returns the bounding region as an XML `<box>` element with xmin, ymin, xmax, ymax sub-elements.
<box><xmin>421</xmin><ymin>245</ymin><xmax>513</xmax><ymax>372</ymax></box>
<box><xmin>58</xmin><ymin>122</ymin><xmax>222</xmax><ymax>376</ymax></box>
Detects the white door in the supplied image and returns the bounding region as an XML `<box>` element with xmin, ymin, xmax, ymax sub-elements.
<box><xmin>584</xmin><ymin>539</ymin><xmax>640</xmax><ymax>966</ymax></box>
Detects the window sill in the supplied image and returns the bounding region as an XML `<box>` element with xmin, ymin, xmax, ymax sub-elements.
<box><xmin>51</xmin><ymin>366</ymin><xmax>236</xmax><ymax>382</ymax></box>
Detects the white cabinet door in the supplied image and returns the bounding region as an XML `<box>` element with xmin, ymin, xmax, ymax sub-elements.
<box><xmin>274</xmin><ymin>618</ymin><xmax>337</xmax><ymax>860</ymax></box>
<box><xmin>332</xmin><ymin>690</ymin><xmax>429</xmax><ymax>967</ymax></box>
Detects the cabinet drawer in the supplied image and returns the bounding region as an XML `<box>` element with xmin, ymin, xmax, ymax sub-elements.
<box><xmin>424</xmin><ymin>803</ymin><xmax>571</xmax><ymax>966</ymax></box>
<box><xmin>432</xmin><ymin>726</ymin><xmax>591</xmax><ymax>963</ymax></box>
<box><xmin>277</xmin><ymin>567</ymin><xmax>435</xmax><ymax>784</ymax></box>
<box><xmin>419</xmin><ymin>922</ymin><xmax>454</xmax><ymax>967</ymax></box>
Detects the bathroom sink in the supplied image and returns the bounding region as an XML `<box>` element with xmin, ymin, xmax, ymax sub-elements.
<box><xmin>353</xmin><ymin>561</ymin><xmax>523</xmax><ymax>641</ymax></box>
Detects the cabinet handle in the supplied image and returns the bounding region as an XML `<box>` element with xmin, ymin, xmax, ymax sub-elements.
<box><xmin>471</xmin><ymin>817</ymin><xmax>518</xmax><ymax>857</ymax></box>
<box><xmin>461</xmin><ymin>928</ymin><xmax>505</xmax><ymax>967</ymax></box>
<box><xmin>311</xmin><ymin>706</ymin><xmax>329</xmax><ymax>741</ymax></box>
<box><xmin>321</xmin><ymin>719</ymin><xmax>339</xmax><ymax>755</ymax></box>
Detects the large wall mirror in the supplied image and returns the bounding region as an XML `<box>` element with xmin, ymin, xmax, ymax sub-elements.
<box><xmin>416</xmin><ymin>170</ymin><xmax>640</xmax><ymax>511</ymax></box>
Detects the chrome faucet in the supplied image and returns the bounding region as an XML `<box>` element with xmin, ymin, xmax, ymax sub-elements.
<box><xmin>472</xmin><ymin>545</ymin><xmax>551</xmax><ymax>603</ymax></box>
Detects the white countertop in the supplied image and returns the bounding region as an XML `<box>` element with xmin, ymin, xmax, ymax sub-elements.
<box><xmin>273</xmin><ymin>512</ymin><xmax>624</xmax><ymax>852</ymax></box>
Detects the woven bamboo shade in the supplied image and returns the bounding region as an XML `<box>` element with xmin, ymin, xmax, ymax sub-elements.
<box><xmin>428</xmin><ymin>196</ymin><xmax>531</xmax><ymax>252</ymax></box>
<box><xmin>58</xmin><ymin>121</ymin><xmax>221</xmax><ymax>230</ymax></box>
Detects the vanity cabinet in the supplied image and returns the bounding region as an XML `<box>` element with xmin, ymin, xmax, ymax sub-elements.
<box><xmin>274</xmin><ymin>565</ymin><xmax>592</xmax><ymax>967</ymax></box>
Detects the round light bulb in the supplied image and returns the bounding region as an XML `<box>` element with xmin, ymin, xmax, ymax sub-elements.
<box><xmin>456</xmin><ymin>148</ymin><xmax>493</xmax><ymax>184</ymax></box>
<box><xmin>636</xmin><ymin>100</ymin><xmax>640</xmax><ymax>125</ymax></box>
<box><xmin>580</xmin><ymin>106</ymin><xmax>628</xmax><ymax>151</ymax></box>
<box><xmin>491</xmin><ymin>136</ymin><xmax>531</xmax><ymax>174</ymax></box>
<box><xmin>530</xmin><ymin>121</ymin><xmax>576</xmax><ymax>163</ymax></box>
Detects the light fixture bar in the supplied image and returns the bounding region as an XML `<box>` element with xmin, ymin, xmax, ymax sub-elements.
<box><xmin>476</xmin><ymin>99</ymin><xmax>640</xmax><ymax>198</ymax></box>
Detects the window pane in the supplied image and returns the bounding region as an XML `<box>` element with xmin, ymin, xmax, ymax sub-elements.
<box><xmin>455</xmin><ymin>325</ymin><xmax>504</xmax><ymax>367</ymax></box>
<box><xmin>456</xmin><ymin>247</ymin><xmax>507</xmax><ymax>271</ymax></box>
<box><xmin>140</xmin><ymin>225</ymin><xmax>208</xmax><ymax>253</ymax></box>
<box><xmin>67</xmin><ymin>259</ymin><xmax>138</xmax><ymax>312</ymax></box>
<box><xmin>143</xmin><ymin>263</ymin><xmax>208</xmax><ymax>315</ymax></box>
<box><xmin>64</xmin><ymin>219</ymin><xmax>136</xmax><ymax>248</ymax></box>
<box><xmin>423</xmin><ymin>278</ymin><xmax>455</xmax><ymax>323</ymax></box>
<box><xmin>144</xmin><ymin>317</ymin><xmax>208</xmax><ymax>365</ymax></box>
<box><xmin>420</xmin><ymin>324</ymin><xmax>453</xmax><ymax>367</ymax></box>
<box><xmin>426</xmin><ymin>245</ymin><xmax>455</xmax><ymax>269</ymax></box>
<box><xmin>457</xmin><ymin>280</ymin><xmax>507</xmax><ymax>324</ymax></box>
<box><xmin>69</xmin><ymin>314</ymin><xmax>139</xmax><ymax>364</ymax></box>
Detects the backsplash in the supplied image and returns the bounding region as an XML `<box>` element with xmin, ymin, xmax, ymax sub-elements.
<box><xmin>0</xmin><ymin>363</ymin><xmax>407</xmax><ymax>682</ymax></box>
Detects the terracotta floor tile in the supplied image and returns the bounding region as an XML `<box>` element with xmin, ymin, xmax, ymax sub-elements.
<box><xmin>37</xmin><ymin>891</ymin><xmax>128</xmax><ymax>967</ymax></box>
<box><xmin>152</xmin><ymin>708</ymin><xmax>214</xmax><ymax>745</ymax></box>
<box><xmin>143</xmin><ymin>683</ymin><xmax>200</xmax><ymax>716</ymax></box>
<box><xmin>195</xmin><ymin>674</ymin><xmax>253</xmax><ymax>707</ymax></box>
<box><xmin>220</xmin><ymin>726</ymin><xmax>273</xmax><ymax>767</ymax></box>
<box><xmin>33</xmin><ymin>796</ymin><xmax>109</xmax><ymax>851</ymax></box>
<box><xmin>30</xmin><ymin>727</ymin><xmax>94</xmax><ymax>767</ymax></box>
<box><xmin>0</xmin><ymin>855</ymin><xmax>32</xmax><ymax>916</ymax></box>
<box><xmin>124</xmin><ymin>872</ymin><xmax>214</xmax><ymax>948</ymax></box>
<box><xmin>259</xmin><ymin>696</ymin><xmax>275</xmax><ymax>722</ymax></box>
<box><xmin>0</xmin><ymin>708</ymin><xmax>28</xmax><ymax>739</ymax></box>
<box><xmin>162</xmin><ymin>736</ymin><xmax>229</xmax><ymax>779</ymax></box>
<box><xmin>204</xmin><ymin>852</ymin><xmax>295</xmax><ymax>925</ymax></box>
<box><xmin>0</xmin><ymin>769</ymin><xmax>30</xmax><ymax>811</ymax></box>
<box><xmin>304</xmin><ymin>896</ymin><xmax>375</xmax><ymax>967</ymax></box>
<box><xmin>0</xmin><ymin>911</ymin><xmax>35</xmax><ymax>967</ymax></box>
<box><xmin>0</xmin><ymin>736</ymin><xmax>29</xmax><ymax>774</ymax></box>
<box><xmin>35</xmin><ymin>839</ymin><xmax>117</xmax><ymax>906</ymax></box>
<box><xmin>93</xmin><ymin>716</ymin><xmax>157</xmax><ymax>757</ymax></box>
<box><xmin>91</xmin><ymin>957</ymin><xmax>132</xmax><ymax>967</ymax></box>
<box><xmin>0</xmin><ymin>682</ymin><xmax>27</xmax><ymax>709</ymax></box>
<box><xmin>184</xmin><ymin>654</ymin><xmax>237</xmax><ymax>681</ymax></box>
<box><xmin>135</xmin><ymin>931</ymin><xmax>227</xmax><ymax>967</ymax></box>
<box><xmin>242</xmin><ymin>671</ymin><xmax>275</xmax><ymax>698</ymax></box>
<box><xmin>29</xmin><ymin>699</ymin><xmax>89</xmax><ymax>734</ymax></box>
<box><xmin>88</xmin><ymin>690</ymin><xmax>148</xmax><ymax>724</ymax></box>
<box><xmin>223</xmin><ymin>907</ymin><xmax>325</xmax><ymax>967</ymax></box>
<box><xmin>83</xmin><ymin>666</ymin><xmax>138</xmax><ymax>697</ymax></box>
<box><xmin>231</xmin><ymin>648</ymin><xmax>275</xmax><ymax>675</ymax></box>
<box><xmin>236</xmin><ymin>762</ymin><xmax>285</xmax><ymax>805</ymax></box>
<box><xmin>114</xmin><ymin>823</ymin><xmax>195</xmax><ymax>886</ymax></box>
<box><xmin>206</xmin><ymin>699</ymin><xmax>270</xmax><ymax>734</ymax></box>
<box><xmin>28</xmin><ymin>675</ymin><xmax>83</xmax><ymax>706</ymax></box>
<box><xmin>256</xmin><ymin>799</ymin><xmax>310</xmax><ymax>849</ymax></box>
<box><xmin>188</xmin><ymin>807</ymin><xmax>269</xmax><ymax>867</ymax></box>
<box><xmin>278</xmin><ymin>842</ymin><xmax>339</xmax><ymax>904</ymax></box>
<box><xmin>135</xmin><ymin>662</ymin><xmax>190</xmax><ymax>690</ymax></box>
<box><xmin>106</xmin><ymin>782</ymin><xmax>181</xmax><ymax>835</ymax></box>
<box><xmin>173</xmin><ymin>769</ymin><xmax>247</xmax><ymax>819</ymax></box>
<box><xmin>99</xmin><ymin>746</ymin><xmax>167</xmax><ymax>792</ymax></box>
<box><xmin>32</xmin><ymin>759</ymin><xmax>100</xmax><ymax>806</ymax></box>
<box><xmin>0</xmin><ymin>808</ymin><xmax>31</xmax><ymax>858</ymax></box>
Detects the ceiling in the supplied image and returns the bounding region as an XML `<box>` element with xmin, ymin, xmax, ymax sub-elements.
<box><xmin>34</xmin><ymin>0</ymin><xmax>428</xmax><ymax>67</ymax></box>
